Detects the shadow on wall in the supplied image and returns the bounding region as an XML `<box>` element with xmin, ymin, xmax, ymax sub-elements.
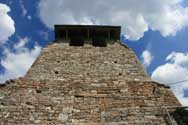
<box><xmin>171</xmin><ymin>107</ymin><xmax>188</xmax><ymax>124</ymax></box>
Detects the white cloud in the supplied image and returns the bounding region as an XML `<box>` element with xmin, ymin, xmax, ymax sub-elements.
<box><xmin>13</xmin><ymin>37</ymin><xmax>28</xmax><ymax>49</ymax></box>
<box><xmin>166</xmin><ymin>51</ymin><xmax>188</xmax><ymax>66</ymax></box>
<box><xmin>0</xmin><ymin>3</ymin><xmax>15</xmax><ymax>43</ymax></box>
<box><xmin>0</xmin><ymin>37</ymin><xmax>41</xmax><ymax>83</ymax></box>
<box><xmin>27</xmin><ymin>15</ymin><xmax>32</xmax><ymax>20</ymax></box>
<box><xmin>19</xmin><ymin>0</ymin><xmax>32</xmax><ymax>20</ymax></box>
<box><xmin>141</xmin><ymin>50</ymin><xmax>153</xmax><ymax>67</ymax></box>
<box><xmin>20</xmin><ymin>0</ymin><xmax>27</xmax><ymax>17</ymax></box>
<box><xmin>152</xmin><ymin>52</ymin><xmax>188</xmax><ymax>106</ymax></box>
<box><xmin>38</xmin><ymin>0</ymin><xmax>188</xmax><ymax>41</ymax></box>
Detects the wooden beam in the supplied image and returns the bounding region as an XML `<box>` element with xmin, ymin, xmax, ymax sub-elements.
<box><xmin>66</xmin><ymin>29</ymin><xmax>68</xmax><ymax>40</ymax></box>
<box><xmin>87</xmin><ymin>28</ymin><xmax>90</xmax><ymax>40</ymax></box>
<box><xmin>108</xmin><ymin>30</ymin><xmax>111</xmax><ymax>40</ymax></box>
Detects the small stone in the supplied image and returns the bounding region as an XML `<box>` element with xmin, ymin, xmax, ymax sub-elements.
<box><xmin>29</xmin><ymin>115</ymin><xmax>35</xmax><ymax>121</ymax></box>
<box><xmin>58</xmin><ymin>113</ymin><xmax>68</xmax><ymax>123</ymax></box>
<box><xmin>120</xmin><ymin>88</ymin><xmax>128</xmax><ymax>93</ymax></box>
<box><xmin>134</xmin><ymin>78</ymin><xmax>139</xmax><ymax>81</ymax></box>
<box><xmin>0</xmin><ymin>94</ymin><xmax>4</xmax><ymax>99</ymax></box>
<box><xmin>46</xmin><ymin>106</ymin><xmax>51</xmax><ymax>111</ymax></box>
<box><xmin>4</xmin><ymin>113</ymin><xmax>10</xmax><ymax>118</ymax></box>
<box><xmin>35</xmin><ymin>120</ymin><xmax>41</xmax><ymax>124</ymax></box>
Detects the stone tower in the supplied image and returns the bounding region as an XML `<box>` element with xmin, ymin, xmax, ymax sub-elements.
<box><xmin>0</xmin><ymin>25</ymin><xmax>186</xmax><ymax>124</ymax></box>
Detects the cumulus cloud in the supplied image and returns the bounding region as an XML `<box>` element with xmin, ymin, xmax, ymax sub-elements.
<box><xmin>141</xmin><ymin>50</ymin><xmax>153</xmax><ymax>67</ymax></box>
<box><xmin>19</xmin><ymin>0</ymin><xmax>32</xmax><ymax>20</ymax></box>
<box><xmin>0</xmin><ymin>37</ymin><xmax>41</xmax><ymax>83</ymax></box>
<box><xmin>38</xmin><ymin>0</ymin><xmax>188</xmax><ymax>41</ymax></box>
<box><xmin>152</xmin><ymin>52</ymin><xmax>188</xmax><ymax>106</ymax></box>
<box><xmin>27</xmin><ymin>15</ymin><xmax>32</xmax><ymax>20</ymax></box>
<box><xmin>0</xmin><ymin>3</ymin><xmax>15</xmax><ymax>43</ymax></box>
<box><xmin>20</xmin><ymin>0</ymin><xmax>27</xmax><ymax>17</ymax></box>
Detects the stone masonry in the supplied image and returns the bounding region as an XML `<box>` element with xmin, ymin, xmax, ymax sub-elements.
<box><xmin>0</xmin><ymin>40</ymin><xmax>182</xmax><ymax>125</ymax></box>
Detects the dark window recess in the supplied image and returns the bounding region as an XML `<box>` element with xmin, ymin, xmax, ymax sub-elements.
<box><xmin>56</xmin><ymin>30</ymin><xmax>66</xmax><ymax>39</ymax></box>
<box><xmin>54</xmin><ymin>71</ymin><xmax>59</xmax><ymax>74</ymax></box>
<box><xmin>1</xmin><ymin>102</ymin><xmax>5</xmax><ymax>106</ymax></box>
<box><xmin>92</xmin><ymin>36</ymin><xmax>107</xmax><ymax>47</ymax></box>
<box><xmin>153</xmin><ymin>87</ymin><xmax>156</xmax><ymax>94</ymax></box>
<box><xmin>26</xmin><ymin>101</ymin><xmax>32</xmax><ymax>105</ymax></box>
<box><xmin>70</xmin><ymin>36</ymin><xmax>84</xmax><ymax>46</ymax></box>
<box><xmin>36</xmin><ymin>89</ymin><xmax>42</xmax><ymax>93</ymax></box>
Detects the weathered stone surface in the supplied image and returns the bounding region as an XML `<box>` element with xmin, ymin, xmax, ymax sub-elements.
<box><xmin>0</xmin><ymin>41</ymin><xmax>182</xmax><ymax>124</ymax></box>
<box><xmin>25</xmin><ymin>42</ymin><xmax>149</xmax><ymax>81</ymax></box>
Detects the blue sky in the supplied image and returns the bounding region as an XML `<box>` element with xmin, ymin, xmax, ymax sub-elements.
<box><xmin>0</xmin><ymin>0</ymin><xmax>188</xmax><ymax>105</ymax></box>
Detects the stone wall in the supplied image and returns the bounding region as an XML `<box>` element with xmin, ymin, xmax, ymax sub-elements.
<box><xmin>26</xmin><ymin>42</ymin><xmax>149</xmax><ymax>81</ymax></box>
<box><xmin>0</xmin><ymin>41</ymin><xmax>181</xmax><ymax>124</ymax></box>
<box><xmin>0</xmin><ymin>78</ymin><xmax>180</xmax><ymax>124</ymax></box>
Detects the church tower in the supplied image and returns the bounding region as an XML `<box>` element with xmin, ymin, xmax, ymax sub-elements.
<box><xmin>0</xmin><ymin>25</ymin><xmax>186</xmax><ymax>124</ymax></box>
